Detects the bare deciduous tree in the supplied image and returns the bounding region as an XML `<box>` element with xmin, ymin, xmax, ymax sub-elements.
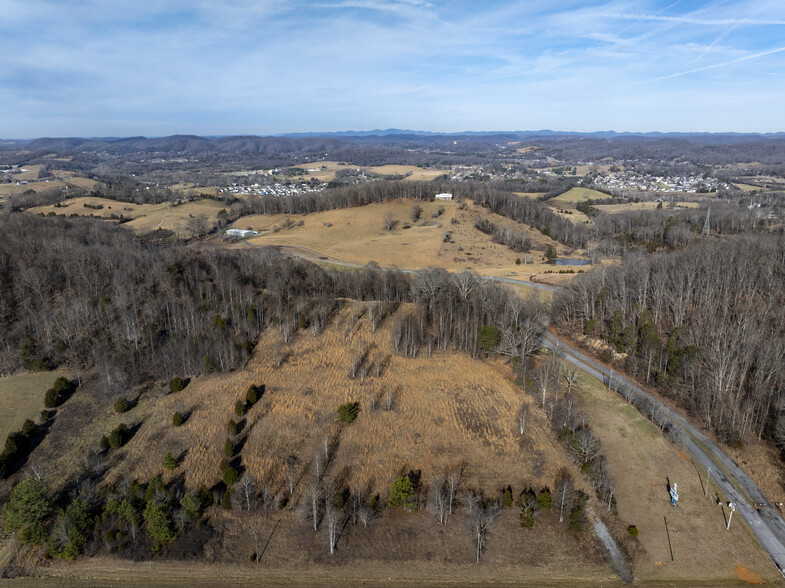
<box><xmin>302</xmin><ymin>481</ymin><xmax>322</xmax><ymax>531</ymax></box>
<box><xmin>286</xmin><ymin>455</ymin><xmax>300</xmax><ymax>496</ymax></box>
<box><xmin>469</xmin><ymin>499</ymin><xmax>500</xmax><ymax>563</ymax></box>
<box><xmin>383</xmin><ymin>212</ymin><xmax>398</xmax><ymax>231</ymax></box>
<box><xmin>427</xmin><ymin>474</ymin><xmax>450</xmax><ymax>525</ymax></box>
<box><xmin>325</xmin><ymin>502</ymin><xmax>341</xmax><ymax>554</ymax></box>
<box><xmin>517</xmin><ymin>402</ymin><xmax>530</xmax><ymax>436</ymax></box>
<box><xmin>555</xmin><ymin>468</ymin><xmax>574</xmax><ymax>523</ymax></box>
<box><xmin>231</xmin><ymin>474</ymin><xmax>258</xmax><ymax>511</ymax></box>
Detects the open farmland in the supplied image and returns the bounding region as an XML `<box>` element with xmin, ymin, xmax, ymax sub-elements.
<box><xmin>232</xmin><ymin>198</ymin><xmax>589</xmax><ymax>282</ymax></box>
<box><xmin>366</xmin><ymin>164</ymin><xmax>446</xmax><ymax>181</ymax></box>
<box><xmin>0</xmin><ymin>177</ymin><xmax>101</xmax><ymax>197</ymax></box>
<box><xmin>30</xmin><ymin>196</ymin><xmax>226</xmax><ymax>235</ymax></box>
<box><xmin>550</xmin><ymin>187</ymin><xmax>610</xmax><ymax>205</ymax></box>
<box><xmin>593</xmin><ymin>200</ymin><xmax>701</xmax><ymax>214</ymax></box>
<box><xmin>281</xmin><ymin>162</ymin><xmax>446</xmax><ymax>183</ymax></box>
<box><xmin>0</xmin><ymin>369</ymin><xmax>71</xmax><ymax>442</ymax></box>
<box><xmin>570</xmin><ymin>370</ymin><xmax>777</xmax><ymax>584</ymax></box>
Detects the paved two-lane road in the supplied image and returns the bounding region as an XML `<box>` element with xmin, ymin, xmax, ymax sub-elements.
<box><xmin>540</xmin><ymin>320</ymin><xmax>785</xmax><ymax>577</ymax></box>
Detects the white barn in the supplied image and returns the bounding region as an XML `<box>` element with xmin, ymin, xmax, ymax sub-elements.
<box><xmin>226</xmin><ymin>228</ymin><xmax>258</xmax><ymax>238</ymax></box>
<box><xmin>435</xmin><ymin>193</ymin><xmax>453</xmax><ymax>201</ymax></box>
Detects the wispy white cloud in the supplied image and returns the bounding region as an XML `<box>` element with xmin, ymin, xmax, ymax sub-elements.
<box><xmin>656</xmin><ymin>44</ymin><xmax>785</xmax><ymax>79</ymax></box>
<box><xmin>1</xmin><ymin>0</ymin><xmax>784</xmax><ymax>135</ymax></box>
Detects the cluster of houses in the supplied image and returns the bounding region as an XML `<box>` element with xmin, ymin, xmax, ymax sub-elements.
<box><xmin>221</xmin><ymin>182</ymin><xmax>325</xmax><ymax>197</ymax></box>
<box><xmin>592</xmin><ymin>172</ymin><xmax>729</xmax><ymax>194</ymax></box>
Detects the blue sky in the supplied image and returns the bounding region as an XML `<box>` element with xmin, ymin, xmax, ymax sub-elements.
<box><xmin>1</xmin><ymin>0</ymin><xmax>784</xmax><ymax>137</ymax></box>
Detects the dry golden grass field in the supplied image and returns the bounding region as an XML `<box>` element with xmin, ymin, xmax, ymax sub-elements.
<box><xmin>570</xmin><ymin>369</ymin><xmax>778</xmax><ymax>583</ymax></box>
<box><xmin>733</xmin><ymin>182</ymin><xmax>766</xmax><ymax>192</ymax></box>
<box><xmin>233</xmin><ymin>198</ymin><xmax>588</xmax><ymax>282</ymax></box>
<box><xmin>30</xmin><ymin>196</ymin><xmax>225</xmax><ymax>236</ymax></box>
<box><xmin>279</xmin><ymin>162</ymin><xmax>446</xmax><ymax>183</ymax></box>
<box><xmin>37</xmin><ymin>306</ymin><xmax>573</xmax><ymax>497</ymax></box>
<box><xmin>549</xmin><ymin>205</ymin><xmax>593</xmax><ymax>225</ymax></box>
<box><xmin>278</xmin><ymin>161</ymin><xmax>346</xmax><ymax>182</ymax></box>
<box><xmin>593</xmin><ymin>201</ymin><xmax>701</xmax><ymax>214</ymax></box>
<box><xmin>549</xmin><ymin>187</ymin><xmax>609</xmax><ymax>205</ymax></box>
<box><xmin>19</xmin><ymin>309</ymin><xmax>629</xmax><ymax>584</ymax></box>
<box><xmin>0</xmin><ymin>369</ymin><xmax>71</xmax><ymax>442</ymax></box>
<box><xmin>514</xmin><ymin>192</ymin><xmax>546</xmax><ymax>198</ymax></box>
<box><xmin>366</xmin><ymin>164</ymin><xmax>446</xmax><ymax>181</ymax></box>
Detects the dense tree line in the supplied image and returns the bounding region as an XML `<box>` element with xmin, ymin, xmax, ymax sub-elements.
<box><xmin>0</xmin><ymin>213</ymin><xmax>544</xmax><ymax>387</ymax></box>
<box><xmin>552</xmin><ymin>235</ymin><xmax>785</xmax><ymax>445</ymax></box>
<box><xmin>588</xmin><ymin>203</ymin><xmax>778</xmax><ymax>256</ymax></box>
<box><xmin>474</xmin><ymin>216</ymin><xmax>532</xmax><ymax>252</ymax></box>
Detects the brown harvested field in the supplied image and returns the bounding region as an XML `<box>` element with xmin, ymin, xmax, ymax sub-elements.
<box><xmin>0</xmin><ymin>369</ymin><xmax>71</xmax><ymax>441</ymax></box>
<box><xmin>233</xmin><ymin>199</ymin><xmax>588</xmax><ymax>281</ymax></box>
<box><xmin>594</xmin><ymin>201</ymin><xmax>701</xmax><ymax>214</ymax></box>
<box><xmin>570</xmin><ymin>370</ymin><xmax>778</xmax><ymax>583</ymax></box>
<box><xmin>30</xmin><ymin>196</ymin><xmax>225</xmax><ymax>235</ymax></box>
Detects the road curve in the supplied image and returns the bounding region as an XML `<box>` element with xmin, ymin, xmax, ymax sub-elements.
<box><xmin>267</xmin><ymin>243</ymin><xmax>785</xmax><ymax>575</ymax></box>
<box><xmin>540</xmin><ymin>321</ymin><xmax>785</xmax><ymax>577</ymax></box>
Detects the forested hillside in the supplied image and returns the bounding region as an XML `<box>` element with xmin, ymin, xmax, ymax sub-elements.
<box><xmin>553</xmin><ymin>235</ymin><xmax>785</xmax><ymax>445</ymax></box>
<box><xmin>0</xmin><ymin>213</ymin><xmax>541</xmax><ymax>387</ymax></box>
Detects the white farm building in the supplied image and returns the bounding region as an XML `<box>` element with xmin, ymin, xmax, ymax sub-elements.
<box><xmin>435</xmin><ymin>193</ymin><xmax>453</xmax><ymax>201</ymax></box>
<box><xmin>226</xmin><ymin>228</ymin><xmax>258</xmax><ymax>238</ymax></box>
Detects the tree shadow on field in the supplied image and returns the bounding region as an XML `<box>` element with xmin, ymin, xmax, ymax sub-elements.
<box><xmin>125</xmin><ymin>421</ymin><xmax>143</xmax><ymax>445</ymax></box>
<box><xmin>235</xmin><ymin>418</ymin><xmax>247</xmax><ymax>436</ymax></box>
<box><xmin>234</xmin><ymin>433</ymin><xmax>250</xmax><ymax>455</ymax></box>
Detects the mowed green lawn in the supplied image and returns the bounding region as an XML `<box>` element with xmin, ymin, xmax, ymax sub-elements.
<box><xmin>0</xmin><ymin>369</ymin><xmax>71</xmax><ymax>441</ymax></box>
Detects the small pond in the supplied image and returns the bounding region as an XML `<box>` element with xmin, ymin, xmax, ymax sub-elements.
<box><xmin>554</xmin><ymin>258</ymin><xmax>591</xmax><ymax>266</ymax></box>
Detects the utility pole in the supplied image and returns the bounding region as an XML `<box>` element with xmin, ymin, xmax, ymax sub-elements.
<box><xmin>664</xmin><ymin>517</ymin><xmax>674</xmax><ymax>562</ymax></box>
<box><xmin>705</xmin><ymin>467</ymin><xmax>711</xmax><ymax>498</ymax></box>
<box><xmin>253</xmin><ymin>530</ymin><xmax>259</xmax><ymax>563</ymax></box>
<box><xmin>701</xmin><ymin>207</ymin><xmax>711</xmax><ymax>237</ymax></box>
<box><xmin>727</xmin><ymin>503</ymin><xmax>736</xmax><ymax>531</ymax></box>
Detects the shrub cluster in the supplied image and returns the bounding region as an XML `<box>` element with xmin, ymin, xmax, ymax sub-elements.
<box><xmin>337</xmin><ymin>402</ymin><xmax>360</xmax><ymax>424</ymax></box>
<box><xmin>102</xmin><ymin>423</ymin><xmax>129</xmax><ymax>450</ymax></box>
<box><xmin>113</xmin><ymin>398</ymin><xmax>131</xmax><ymax>413</ymax></box>
<box><xmin>44</xmin><ymin>376</ymin><xmax>74</xmax><ymax>409</ymax></box>
<box><xmin>169</xmin><ymin>377</ymin><xmax>186</xmax><ymax>393</ymax></box>
<box><xmin>0</xmin><ymin>419</ymin><xmax>39</xmax><ymax>477</ymax></box>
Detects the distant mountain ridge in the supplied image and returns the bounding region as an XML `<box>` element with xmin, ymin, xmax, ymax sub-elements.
<box><xmin>3</xmin><ymin>130</ymin><xmax>785</xmax><ymax>150</ymax></box>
